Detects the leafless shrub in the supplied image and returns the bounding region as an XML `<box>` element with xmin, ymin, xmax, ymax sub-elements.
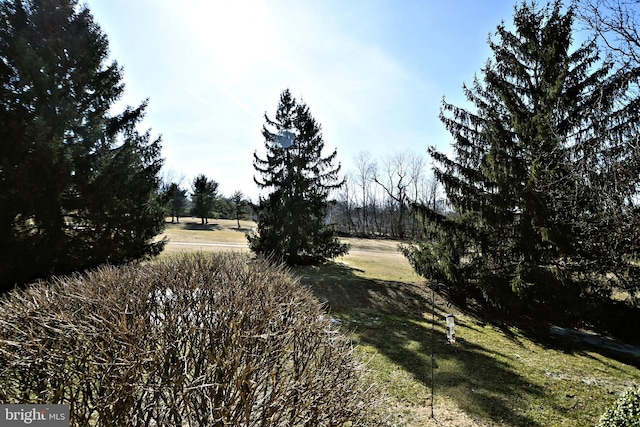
<box><xmin>0</xmin><ymin>253</ymin><xmax>381</xmax><ymax>426</ymax></box>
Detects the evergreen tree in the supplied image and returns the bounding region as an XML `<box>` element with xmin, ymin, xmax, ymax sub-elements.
<box><xmin>249</xmin><ymin>89</ymin><xmax>348</xmax><ymax>264</ymax></box>
<box><xmin>0</xmin><ymin>0</ymin><xmax>165</xmax><ymax>290</ymax></box>
<box><xmin>214</xmin><ymin>197</ymin><xmax>235</xmax><ymax>219</ymax></box>
<box><xmin>191</xmin><ymin>174</ymin><xmax>218</xmax><ymax>224</ymax></box>
<box><xmin>402</xmin><ymin>1</ymin><xmax>640</xmax><ymax>313</ymax></box>
<box><xmin>164</xmin><ymin>182</ymin><xmax>188</xmax><ymax>223</ymax></box>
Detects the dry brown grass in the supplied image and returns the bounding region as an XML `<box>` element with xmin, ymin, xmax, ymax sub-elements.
<box><xmin>158</xmin><ymin>219</ymin><xmax>420</xmax><ymax>281</ymax></box>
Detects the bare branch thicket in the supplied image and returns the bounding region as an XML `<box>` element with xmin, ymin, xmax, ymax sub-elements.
<box><xmin>333</xmin><ymin>151</ymin><xmax>440</xmax><ymax>239</ymax></box>
<box><xmin>0</xmin><ymin>253</ymin><xmax>382</xmax><ymax>426</ymax></box>
<box><xmin>337</xmin><ymin>172</ymin><xmax>357</xmax><ymax>235</ymax></box>
<box><xmin>577</xmin><ymin>0</ymin><xmax>640</xmax><ymax>66</ymax></box>
<box><xmin>372</xmin><ymin>151</ymin><xmax>435</xmax><ymax>239</ymax></box>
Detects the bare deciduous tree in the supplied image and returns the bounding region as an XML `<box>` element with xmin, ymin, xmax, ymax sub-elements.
<box><xmin>353</xmin><ymin>151</ymin><xmax>377</xmax><ymax>235</ymax></box>
<box><xmin>338</xmin><ymin>173</ymin><xmax>357</xmax><ymax>235</ymax></box>
<box><xmin>577</xmin><ymin>0</ymin><xmax>640</xmax><ymax>67</ymax></box>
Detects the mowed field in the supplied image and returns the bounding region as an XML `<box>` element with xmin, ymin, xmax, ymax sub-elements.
<box><xmin>157</xmin><ymin>218</ymin><xmax>640</xmax><ymax>426</ymax></box>
<box><xmin>158</xmin><ymin>218</ymin><xmax>422</xmax><ymax>284</ymax></box>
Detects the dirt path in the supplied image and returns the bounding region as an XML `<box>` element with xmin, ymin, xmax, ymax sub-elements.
<box><xmin>167</xmin><ymin>241</ymin><xmax>248</xmax><ymax>248</ymax></box>
<box><xmin>165</xmin><ymin>241</ymin><xmax>402</xmax><ymax>255</ymax></box>
<box><xmin>551</xmin><ymin>325</ymin><xmax>640</xmax><ymax>358</ymax></box>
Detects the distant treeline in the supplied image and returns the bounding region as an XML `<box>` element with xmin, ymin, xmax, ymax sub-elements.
<box><xmin>161</xmin><ymin>175</ymin><xmax>252</xmax><ymax>226</ymax></box>
<box><xmin>165</xmin><ymin>151</ymin><xmax>444</xmax><ymax>240</ymax></box>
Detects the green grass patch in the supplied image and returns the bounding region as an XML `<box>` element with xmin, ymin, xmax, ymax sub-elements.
<box><xmin>294</xmin><ymin>257</ymin><xmax>640</xmax><ymax>427</ymax></box>
<box><xmin>337</xmin><ymin>251</ymin><xmax>423</xmax><ymax>284</ymax></box>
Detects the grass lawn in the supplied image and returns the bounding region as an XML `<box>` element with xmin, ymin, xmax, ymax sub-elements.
<box><xmin>158</xmin><ymin>218</ymin><xmax>640</xmax><ymax>426</ymax></box>
<box><xmin>156</xmin><ymin>218</ymin><xmax>253</xmax><ymax>256</ymax></box>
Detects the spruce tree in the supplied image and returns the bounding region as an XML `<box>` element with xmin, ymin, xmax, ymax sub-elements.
<box><xmin>163</xmin><ymin>182</ymin><xmax>188</xmax><ymax>223</ymax></box>
<box><xmin>402</xmin><ymin>1</ymin><xmax>640</xmax><ymax>312</ymax></box>
<box><xmin>249</xmin><ymin>89</ymin><xmax>348</xmax><ymax>264</ymax></box>
<box><xmin>0</xmin><ymin>0</ymin><xmax>165</xmax><ymax>290</ymax></box>
<box><xmin>191</xmin><ymin>174</ymin><xmax>218</xmax><ymax>224</ymax></box>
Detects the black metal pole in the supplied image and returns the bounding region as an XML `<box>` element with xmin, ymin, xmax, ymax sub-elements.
<box><xmin>431</xmin><ymin>285</ymin><xmax>435</xmax><ymax>419</ymax></box>
<box><xmin>431</xmin><ymin>282</ymin><xmax>445</xmax><ymax>419</ymax></box>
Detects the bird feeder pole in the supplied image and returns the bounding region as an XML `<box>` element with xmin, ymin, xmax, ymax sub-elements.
<box><xmin>431</xmin><ymin>282</ymin><xmax>446</xmax><ymax>419</ymax></box>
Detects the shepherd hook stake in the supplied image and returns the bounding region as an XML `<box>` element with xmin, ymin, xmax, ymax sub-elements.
<box><xmin>431</xmin><ymin>282</ymin><xmax>446</xmax><ymax>419</ymax></box>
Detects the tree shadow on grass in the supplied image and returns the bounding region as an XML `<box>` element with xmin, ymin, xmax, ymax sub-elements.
<box><xmin>295</xmin><ymin>262</ymin><xmax>429</xmax><ymax>315</ymax></box>
<box><xmin>296</xmin><ymin>262</ymin><xmax>544</xmax><ymax>426</ymax></box>
<box><xmin>360</xmin><ymin>316</ymin><xmax>543</xmax><ymax>426</ymax></box>
<box><xmin>182</xmin><ymin>222</ymin><xmax>223</xmax><ymax>231</ymax></box>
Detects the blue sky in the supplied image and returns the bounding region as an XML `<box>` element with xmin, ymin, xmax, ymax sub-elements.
<box><xmin>84</xmin><ymin>0</ymin><xmax>519</xmax><ymax>200</ymax></box>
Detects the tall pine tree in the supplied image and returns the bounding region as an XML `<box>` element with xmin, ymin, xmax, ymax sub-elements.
<box><xmin>0</xmin><ymin>0</ymin><xmax>165</xmax><ymax>290</ymax></box>
<box><xmin>163</xmin><ymin>182</ymin><xmax>188</xmax><ymax>224</ymax></box>
<box><xmin>249</xmin><ymin>89</ymin><xmax>348</xmax><ymax>264</ymax></box>
<box><xmin>191</xmin><ymin>174</ymin><xmax>218</xmax><ymax>224</ymax></box>
<box><xmin>402</xmin><ymin>1</ymin><xmax>640</xmax><ymax>313</ymax></box>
